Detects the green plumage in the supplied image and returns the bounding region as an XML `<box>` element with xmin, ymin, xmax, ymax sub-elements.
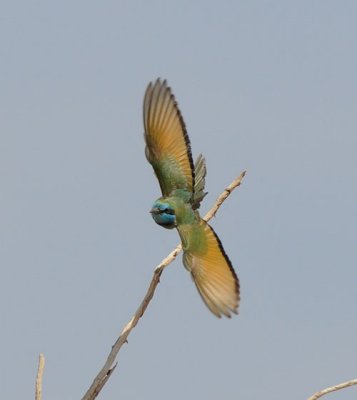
<box><xmin>143</xmin><ymin>78</ymin><xmax>240</xmax><ymax>318</ymax></box>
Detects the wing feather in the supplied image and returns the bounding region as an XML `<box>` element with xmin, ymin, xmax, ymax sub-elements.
<box><xmin>143</xmin><ymin>79</ymin><xmax>194</xmax><ymax>197</ymax></box>
<box><xmin>180</xmin><ymin>219</ymin><xmax>240</xmax><ymax>318</ymax></box>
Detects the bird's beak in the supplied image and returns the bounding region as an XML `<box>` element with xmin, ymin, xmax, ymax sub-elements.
<box><xmin>150</xmin><ymin>208</ymin><xmax>160</xmax><ymax>215</ymax></box>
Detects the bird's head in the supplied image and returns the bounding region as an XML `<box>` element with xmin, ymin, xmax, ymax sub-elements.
<box><xmin>150</xmin><ymin>199</ymin><xmax>176</xmax><ymax>229</ymax></box>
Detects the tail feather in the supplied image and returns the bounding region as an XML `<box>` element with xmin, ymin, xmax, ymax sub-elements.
<box><xmin>181</xmin><ymin>219</ymin><xmax>240</xmax><ymax>318</ymax></box>
<box><xmin>192</xmin><ymin>154</ymin><xmax>207</xmax><ymax>210</ymax></box>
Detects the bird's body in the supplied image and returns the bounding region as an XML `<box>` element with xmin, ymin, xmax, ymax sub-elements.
<box><xmin>143</xmin><ymin>79</ymin><xmax>240</xmax><ymax>317</ymax></box>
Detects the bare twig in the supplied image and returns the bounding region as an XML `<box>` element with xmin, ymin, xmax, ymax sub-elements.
<box><xmin>35</xmin><ymin>353</ymin><xmax>45</xmax><ymax>400</ymax></box>
<box><xmin>203</xmin><ymin>171</ymin><xmax>246</xmax><ymax>221</ymax></box>
<box><xmin>307</xmin><ymin>378</ymin><xmax>357</xmax><ymax>400</ymax></box>
<box><xmin>81</xmin><ymin>171</ymin><xmax>246</xmax><ymax>400</ymax></box>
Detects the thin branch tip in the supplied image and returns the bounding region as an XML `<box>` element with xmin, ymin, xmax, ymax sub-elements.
<box><xmin>307</xmin><ymin>378</ymin><xmax>357</xmax><ymax>400</ymax></box>
<box><xmin>35</xmin><ymin>353</ymin><xmax>45</xmax><ymax>400</ymax></box>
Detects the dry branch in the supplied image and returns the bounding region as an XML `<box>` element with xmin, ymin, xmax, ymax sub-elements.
<box><xmin>81</xmin><ymin>171</ymin><xmax>246</xmax><ymax>400</ymax></box>
<box><xmin>35</xmin><ymin>353</ymin><xmax>45</xmax><ymax>400</ymax></box>
<box><xmin>307</xmin><ymin>378</ymin><xmax>357</xmax><ymax>400</ymax></box>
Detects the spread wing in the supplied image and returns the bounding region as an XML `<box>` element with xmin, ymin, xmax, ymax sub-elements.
<box><xmin>179</xmin><ymin>219</ymin><xmax>240</xmax><ymax>318</ymax></box>
<box><xmin>143</xmin><ymin>79</ymin><xmax>194</xmax><ymax>198</ymax></box>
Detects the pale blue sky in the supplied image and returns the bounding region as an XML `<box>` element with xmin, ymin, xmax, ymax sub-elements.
<box><xmin>1</xmin><ymin>1</ymin><xmax>356</xmax><ymax>399</ymax></box>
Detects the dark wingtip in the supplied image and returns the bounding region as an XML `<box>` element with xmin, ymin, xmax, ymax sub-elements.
<box><xmin>209</xmin><ymin>224</ymin><xmax>240</xmax><ymax>315</ymax></box>
<box><xmin>164</xmin><ymin>79</ymin><xmax>195</xmax><ymax>193</ymax></box>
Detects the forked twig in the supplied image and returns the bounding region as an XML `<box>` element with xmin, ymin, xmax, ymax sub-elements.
<box><xmin>81</xmin><ymin>171</ymin><xmax>246</xmax><ymax>400</ymax></box>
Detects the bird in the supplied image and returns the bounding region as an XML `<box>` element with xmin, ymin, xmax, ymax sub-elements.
<box><xmin>143</xmin><ymin>78</ymin><xmax>240</xmax><ymax>318</ymax></box>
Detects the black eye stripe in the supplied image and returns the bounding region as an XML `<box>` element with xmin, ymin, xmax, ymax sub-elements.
<box><xmin>160</xmin><ymin>208</ymin><xmax>175</xmax><ymax>215</ymax></box>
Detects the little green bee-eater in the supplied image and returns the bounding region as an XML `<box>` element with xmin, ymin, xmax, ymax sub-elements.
<box><xmin>143</xmin><ymin>78</ymin><xmax>240</xmax><ymax>318</ymax></box>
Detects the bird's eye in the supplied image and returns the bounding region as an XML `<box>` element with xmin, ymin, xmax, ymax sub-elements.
<box><xmin>164</xmin><ymin>208</ymin><xmax>175</xmax><ymax>215</ymax></box>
